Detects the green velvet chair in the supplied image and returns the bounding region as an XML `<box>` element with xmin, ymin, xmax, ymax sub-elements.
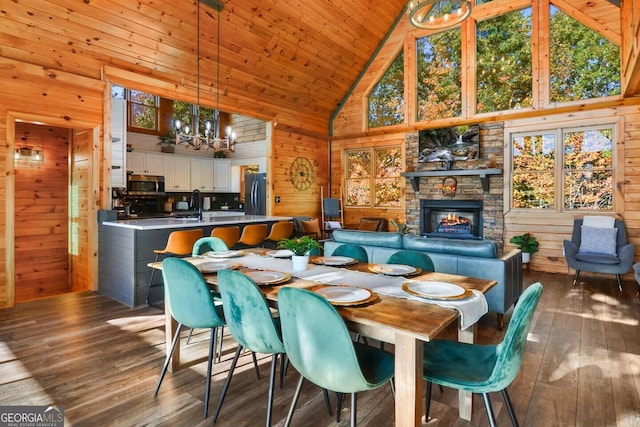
<box><xmin>192</xmin><ymin>236</ymin><xmax>228</xmax><ymax>256</ymax></box>
<box><xmin>155</xmin><ymin>257</ymin><xmax>226</xmax><ymax>418</ymax></box>
<box><xmin>213</xmin><ymin>269</ymin><xmax>286</xmax><ymax>426</ymax></box>
<box><xmin>188</xmin><ymin>236</ymin><xmax>229</xmax><ymax>346</ymax></box>
<box><xmin>332</xmin><ymin>244</ymin><xmax>368</xmax><ymax>263</ymax></box>
<box><xmin>423</xmin><ymin>282</ymin><xmax>543</xmax><ymax>427</ymax></box>
<box><xmin>278</xmin><ymin>287</ymin><xmax>394</xmax><ymax>427</ymax></box>
<box><xmin>386</xmin><ymin>250</ymin><xmax>435</xmax><ymax>272</ymax></box>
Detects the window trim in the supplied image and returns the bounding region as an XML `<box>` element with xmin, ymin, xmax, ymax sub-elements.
<box><xmin>506</xmin><ymin>116</ymin><xmax>623</xmax><ymax>213</ymax></box>
<box><xmin>126</xmin><ymin>89</ymin><xmax>160</xmax><ymax>135</ymax></box>
<box><xmin>344</xmin><ymin>145</ymin><xmax>403</xmax><ymax>209</ymax></box>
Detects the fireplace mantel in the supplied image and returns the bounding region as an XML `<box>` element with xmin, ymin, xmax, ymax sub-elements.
<box><xmin>401</xmin><ymin>168</ymin><xmax>502</xmax><ymax>192</ymax></box>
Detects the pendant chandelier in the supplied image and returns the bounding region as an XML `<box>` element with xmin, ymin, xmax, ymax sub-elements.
<box><xmin>408</xmin><ymin>0</ymin><xmax>472</xmax><ymax>31</ymax></box>
<box><xmin>175</xmin><ymin>0</ymin><xmax>236</xmax><ymax>152</ymax></box>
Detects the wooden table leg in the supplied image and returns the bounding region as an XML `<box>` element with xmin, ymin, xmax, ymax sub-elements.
<box><xmin>457</xmin><ymin>323</ymin><xmax>477</xmax><ymax>421</ymax></box>
<box><xmin>165</xmin><ymin>303</ymin><xmax>180</xmax><ymax>373</ymax></box>
<box><xmin>394</xmin><ymin>333</ymin><xmax>423</xmax><ymax>426</ymax></box>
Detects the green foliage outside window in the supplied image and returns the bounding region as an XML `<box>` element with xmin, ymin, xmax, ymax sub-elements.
<box><xmin>512</xmin><ymin>133</ymin><xmax>556</xmax><ymax>209</ymax></box>
<box><xmin>368</xmin><ymin>52</ymin><xmax>404</xmax><ymax>128</ymax></box>
<box><xmin>346</xmin><ymin>148</ymin><xmax>402</xmax><ymax>207</ymax></box>
<box><xmin>563</xmin><ymin>129</ymin><xmax>613</xmax><ymax>209</ymax></box>
<box><xmin>173</xmin><ymin>101</ymin><xmax>217</xmax><ymax>136</ymax></box>
<box><xmin>375</xmin><ymin>147</ymin><xmax>402</xmax><ymax>207</ymax></box>
<box><xmin>476</xmin><ymin>8</ymin><xmax>532</xmax><ymax>113</ymax></box>
<box><xmin>346</xmin><ymin>150</ymin><xmax>371</xmax><ymax>206</ymax></box>
<box><xmin>549</xmin><ymin>7</ymin><xmax>620</xmax><ymax>102</ymax></box>
<box><xmin>512</xmin><ymin>126</ymin><xmax>613</xmax><ymax>211</ymax></box>
<box><xmin>128</xmin><ymin>90</ymin><xmax>158</xmax><ymax>130</ymax></box>
<box><xmin>416</xmin><ymin>28</ymin><xmax>462</xmax><ymax>121</ymax></box>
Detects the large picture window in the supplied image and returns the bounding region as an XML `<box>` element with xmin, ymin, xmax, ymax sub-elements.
<box><xmin>511</xmin><ymin>125</ymin><xmax>614</xmax><ymax>211</ymax></box>
<box><xmin>416</xmin><ymin>28</ymin><xmax>462</xmax><ymax>121</ymax></box>
<box><xmin>549</xmin><ymin>6</ymin><xmax>620</xmax><ymax>103</ymax></box>
<box><xmin>476</xmin><ymin>8</ymin><xmax>532</xmax><ymax>113</ymax></box>
<box><xmin>368</xmin><ymin>52</ymin><xmax>404</xmax><ymax>128</ymax></box>
<box><xmin>346</xmin><ymin>147</ymin><xmax>402</xmax><ymax>207</ymax></box>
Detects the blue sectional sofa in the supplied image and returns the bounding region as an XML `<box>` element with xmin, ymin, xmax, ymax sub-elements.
<box><xmin>323</xmin><ymin>229</ymin><xmax>523</xmax><ymax>329</ymax></box>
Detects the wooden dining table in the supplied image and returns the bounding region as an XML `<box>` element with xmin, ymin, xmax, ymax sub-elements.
<box><xmin>149</xmin><ymin>255</ymin><xmax>496</xmax><ymax>426</ymax></box>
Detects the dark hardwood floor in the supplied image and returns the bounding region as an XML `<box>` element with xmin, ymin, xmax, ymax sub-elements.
<box><xmin>1</xmin><ymin>270</ymin><xmax>639</xmax><ymax>426</ymax></box>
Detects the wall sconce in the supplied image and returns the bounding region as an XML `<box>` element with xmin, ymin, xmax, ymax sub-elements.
<box><xmin>14</xmin><ymin>147</ymin><xmax>44</xmax><ymax>163</ymax></box>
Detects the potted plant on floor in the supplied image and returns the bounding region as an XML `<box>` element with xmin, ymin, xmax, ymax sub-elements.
<box><xmin>509</xmin><ymin>233</ymin><xmax>539</xmax><ymax>264</ymax></box>
<box><xmin>277</xmin><ymin>235</ymin><xmax>321</xmax><ymax>272</ymax></box>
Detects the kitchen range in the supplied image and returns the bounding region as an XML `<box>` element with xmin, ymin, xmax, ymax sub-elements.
<box><xmin>112</xmin><ymin>173</ymin><xmax>262</xmax><ymax>219</ymax></box>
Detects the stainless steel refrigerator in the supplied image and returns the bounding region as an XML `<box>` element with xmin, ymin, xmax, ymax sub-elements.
<box><xmin>244</xmin><ymin>173</ymin><xmax>266</xmax><ymax>215</ymax></box>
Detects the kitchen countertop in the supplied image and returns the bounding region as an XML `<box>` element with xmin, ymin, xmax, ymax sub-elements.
<box><xmin>102</xmin><ymin>215</ymin><xmax>292</xmax><ymax>230</ymax></box>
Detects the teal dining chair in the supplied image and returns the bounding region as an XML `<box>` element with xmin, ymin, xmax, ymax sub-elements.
<box><xmin>278</xmin><ymin>286</ymin><xmax>395</xmax><ymax>427</ymax></box>
<box><xmin>332</xmin><ymin>244</ymin><xmax>368</xmax><ymax>263</ymax></box>
<box><xmin>155</xmin><ymin>257</ymin><xmax>226</xmax><ymax>418</ymax></box>
<box><xmin>188</xmin><ymin>236</ymin><xmax>228</xmax><ymax>346</ymax></box>
<box><xmin>213</xmin><ymin>269</ymin><xmax>287</xmax><ymax>426</ymax></box>
<box><xmin>422</xmin><ymin>282</ymin><xmax>543</xmax><ymax>427</ymax></box>
<box><xmin>386</xmin><ymin>250</ymin><xmax>435</xmax><ymax>272</ymax></box>
<box><xmin>192</xmin><ymin>236</ymin><xmax>229</xmax><ymax>256</ymax></box>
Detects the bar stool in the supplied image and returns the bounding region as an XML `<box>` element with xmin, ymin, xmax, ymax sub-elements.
<box><xmin>234</xmin><ymin>224</ymin><xmax>268</xmax><ymax>249</ymax></box>
<box><xmin>146</xmin><ymin>228</ymin><xmax>203</xmax><ymax>305</ymax></box>
<box><xmin>263</xmin><ymin>221</ymin><xmax>294</xmax><ymax>248</ymax></box>
<box><xmin>211</xmin><ymin>226</ymin><xmax>240</xmax><ymax>249</ymax></box>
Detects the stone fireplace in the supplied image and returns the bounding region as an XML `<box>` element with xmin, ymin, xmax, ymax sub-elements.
<box><xmin>421</xmin><ymin>199</ymin><xmax>483</xmax><ymax>239</ymax></box>
<box><xmin>403</xmin><ymin>122</ymin><xmax>505</xmax><ymax>248</ymax></box>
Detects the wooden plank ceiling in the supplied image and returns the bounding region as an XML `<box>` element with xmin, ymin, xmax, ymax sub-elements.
<box><xmin>0</xmin><ymin>0</ymin><xmax>624</xmax><ymax>135</ymax></box>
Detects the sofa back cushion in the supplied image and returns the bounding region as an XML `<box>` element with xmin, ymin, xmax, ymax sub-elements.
<box><xmin>331</xmin><ymin>229</ymin><xmax>403</xmax><ymax>249</ymax></box>
<box><xmin>402</xmin><ymin>234</ymin><xmax>497</xmax><ymax>258</ymax></box>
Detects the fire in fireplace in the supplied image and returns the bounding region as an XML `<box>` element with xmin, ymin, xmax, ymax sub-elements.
<box><xmin>420</xmin><ymin>200</ymin><xmax>483</xmax><ymax>239</ymax></box>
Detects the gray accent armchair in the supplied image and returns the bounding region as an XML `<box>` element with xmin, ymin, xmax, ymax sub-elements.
<box><xmin>563</xmin><ymin>218</ymin><xmax>635</xmax><ymax>292</ymax></box>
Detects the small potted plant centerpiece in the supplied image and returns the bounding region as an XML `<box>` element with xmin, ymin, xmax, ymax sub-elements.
<box><xmin>509</xmin><ymin>233</ymin><xmax>539</xmax><ymax>264</ymax></box>
<box><xmin>277</xmin><ymin>235</ymin><xmax>321</xmax><ymax>272</ymax></box>
<box><xmin>157</xmin><ymin>131</ymin><xmax>176</xmax><ymax>153</ymax></box>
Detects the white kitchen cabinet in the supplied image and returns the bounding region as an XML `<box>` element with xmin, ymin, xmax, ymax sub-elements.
<box><xmin>213</xmin><ymin>159</ymin><xmax>231</xmax><ymax>192</ymax></box>
<box><xmin>110</xmin><ymin>98</ymin><xmax>127</xmax><ymax>188</ymax></box>
<box><xmin>163</xmin><ymin>156</ymin><xmax>191</xmax><ymax>191</ymax></box>
<box><xmin>190</xmin><ymin>158</ymin><xmax>215</xmax><ymax>191</ymax></box>
<box><xmin>127</xmin><ymin>152</ymin><xmax>164</xmax><ymax>175</ymax></box>
<box><xmin>230</xmin><ymin>165</ymin><xmax>241</xmax><ymax>192</ymax></box>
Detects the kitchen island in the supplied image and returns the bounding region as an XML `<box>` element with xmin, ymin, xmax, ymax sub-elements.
<box><xmin>99</xmin><ymin>215</ymin><xmax>292</xmax><ymax>307</ymax></box>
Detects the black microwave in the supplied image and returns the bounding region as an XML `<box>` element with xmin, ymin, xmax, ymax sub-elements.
<box><xmin>127</xmin><ymin>174</ymin><xmax>165</xmax><ymax>196</ymax></box>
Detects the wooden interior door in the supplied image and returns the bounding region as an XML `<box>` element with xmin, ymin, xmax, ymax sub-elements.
<box><xmin>14</xmin><ymin>123</ymin><xmax>70</xmax><ymax>303</ymax></box>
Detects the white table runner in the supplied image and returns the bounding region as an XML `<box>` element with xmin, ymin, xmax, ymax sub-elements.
<box><xmin>230</xmin><ymin>253</ymin><xmax>488</xmax><ymax>330</ymax></box>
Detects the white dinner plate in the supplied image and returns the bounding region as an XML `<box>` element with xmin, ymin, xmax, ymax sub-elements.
<box><xmin>246</xmin><ymin>271</ymin><xmax>290</xmax><ymax>285</ymax></box>
<box><xmin>266</xmin><ymin>249</ymin><xmax>294</xmax><ymax>258</ymax></box>
<box><xmin>402</xmin><ymin>281</ymin><xmax>468</xmax><ymax>300</ymax></box>
<box><xmin>370</xmin><ymin>264</ymin><xmax>417</xmax><ymax>276</ymax></box>
<box><xmin>314</xmin><ymin>286</ymin><xmax>375</xmax><ymax>306</ymax></box>
<box><xmin>319</xmin><ymin>256</ymin><xmax>356</xmax><ymax>266</ymax></box>
<box><xmin>206</xmin><ymin>250</ymin><xmax>244</xmax><ymax>258</ymax></box>
<box><xmin>196</xmin><ymin>261</ymin><xmax>237</xmax><ymax>274</ymax></box>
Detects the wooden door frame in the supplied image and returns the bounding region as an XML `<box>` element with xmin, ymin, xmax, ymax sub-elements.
<box><xmin>5</xmin><ymin>112</ymin><xmax>100</xmax><ymax>307</ymax></box>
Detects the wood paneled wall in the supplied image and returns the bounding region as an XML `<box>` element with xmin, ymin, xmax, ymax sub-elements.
<box><xmin>0</xmin><ymin>58</ymin><xmax>103</xmax><ymax>308</ymax></box>
<box><xmin>270</xmin><ymin>127</ymin><xmax>329</xmax><ymax>220</ymax></box>
<box><xmin>329</xmin><ymin>133</ymin><xmax>407</xmax><ymax>230</ymax></box>
<box><xmin>502</xmin><ymin>105</ymin><xmax>640</xmax><ymax>276</ymax></box>
<box><xmin>14</xmin><ymin>123</ymin><xmax>70</xmax><ymax>302</ymax></box>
